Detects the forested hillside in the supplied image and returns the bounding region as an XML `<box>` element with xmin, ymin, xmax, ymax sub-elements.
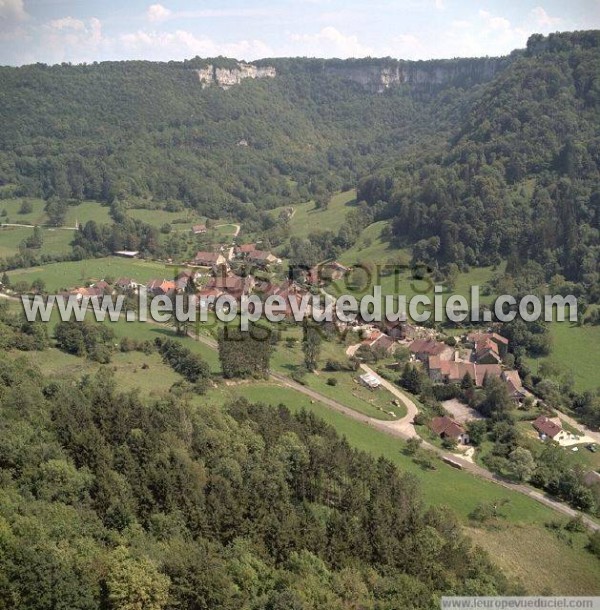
<box><xmin>0</xmin><ymin>355</ymin><xmax>513</xmax><ymax>608</ymax></box>
<box><xmin>359</xmin><ymin>30</ymin><xmax>600</xmax><ymax>301</ymax></box>
<box><xmin>2</xmin><ymin>32</ymin><xmax>600</xmax><ymax>303</ymax></box>
<box><xmin>0</xmin><ymin>56</ymin><xmax>454</xmax><ymax>217</ymax></box>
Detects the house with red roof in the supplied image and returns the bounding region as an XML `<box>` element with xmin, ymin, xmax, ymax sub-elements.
<box><xmin>467</xmin><ymin>332</ymin><xmax>509</xmax><ymax>359</ymax></box>
<box><xmin>194</xmin><ymin>251</ymin><xmax>228</xmax><ymax>268</ymax></box>
<box><xmin>532</xmin><ymin>415</ymin><xmax>566</xmax><ymax>441</ymax></box>
<box><xmin>409</xmin><ymin>339</ymin><xmax>454</xmax><ymax>363</ymax></box>
<box><xmin>429</xmin><ymin>416</ymin><xmax>469</xmax><ymax>444</ymax></box>
<box><xmin>146</xmin><ymin>279</ymin><xmax>176</xmax><ymax>296</ymax></box>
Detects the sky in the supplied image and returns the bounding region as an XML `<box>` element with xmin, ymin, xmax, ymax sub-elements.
<box><xmin>1</xmin><ymin>0</ymin><xmax>599</xmax><ymax>66</ymax></box>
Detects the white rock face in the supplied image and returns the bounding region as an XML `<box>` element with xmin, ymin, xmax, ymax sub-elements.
<box><xmin>196</xmin><ymin>63</ymin><xmax>276</xmax><ymax>89</ymax></box>
<box><xmin>324</xmin><ymin>59</ymin><xmax>504</xmax><ymax>93</ymax></box>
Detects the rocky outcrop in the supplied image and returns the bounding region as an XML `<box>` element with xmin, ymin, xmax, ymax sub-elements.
<box><xmin>194</xmin><ymin>57</ymin><xmax>507</xmax><ymax>93</ymax></box>
<box><xmin>196</xmin><ymin>63</ymin><xmax>276</xmax><ymax>89</ymax></box>
<box><xmin>324</xmin><ymin>58</ymin><xmax>508</xmax><ymax>93</ymax></box>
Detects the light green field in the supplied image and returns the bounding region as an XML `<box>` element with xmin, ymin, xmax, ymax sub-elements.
<box><xmin>0</xmin><ymin>198</ymin><xmax>47</xmax><ymax>224</ymax></box>
<box><xmin>6</xmin><ymin>256</ymin><xmax>170</xmax><ymax>291</ymax></box>
<box><xmin>129</xmin><ymin>207</ymin><xmax>204</xmax><ymax>228</ymax></box>
<box><xmin>269</xmin><ymin>330</ymin><xmax>404</xmax><ymax>420</ymax></box>
<box><xmin>0</xmin><ymin>198</ymin><xmax>112</xmax><ymax>227</ymax></box>
<box><xmin>338</xmin><ymin>221</ymin><xmax>404</xmax><ymax>265</ymax></box>
<box><xmin>108</xmin><ymin>318</ymin><xmax>221</xmax><ymax>372</ymax></box>
<box><xmin>0</xmin><ymin>226</ymin><xmax>75</xmax><ymax>258</ymax></box>
<box><xmin>18</xmin><ymin>348</ymin><xmax>183</xmax><ymax>397</ymax></box>
<box><xmin>212</xmin><ymin>224</ymin><xmax>238</xmax><ymax>238</ymax></box>
<box><xmin>64</xmin><ymin>202</ymin><xmax>111</xmax><ymax>226</ymax></box>
<box><xmin>271</xmin><ymin>189</ymin><xmax>357</xmax><ymax>239</ymax></box>
<box><xmin>525</xmin><ymin>321</ymin><xmax>600</xmax><ymax>392</ymax></box>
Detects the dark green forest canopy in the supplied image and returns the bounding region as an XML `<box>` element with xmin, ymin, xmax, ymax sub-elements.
<box><xmin>0</xmin><ymin>355</ymin><xmax>513</xmax><ymax>608</ymax></box>
<box><xmin>358</xmin><ymin>31</ymin><xmax>600</xmax><ymax>299</ymax></box>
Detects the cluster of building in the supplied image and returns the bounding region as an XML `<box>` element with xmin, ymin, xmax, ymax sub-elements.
<box><xmin>407</xmin><ymin>331</ymin><xmax>527</xmax><ymax>402</ymax></box>
<box><xmin>192</xmin><ymin>243</ymin><xmax>282</xmax><ymax>270</ymax></box>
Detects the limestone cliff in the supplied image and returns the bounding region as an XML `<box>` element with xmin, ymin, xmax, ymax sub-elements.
<box><xmin>196</xmin><ymin>63</ymin><xmax>276</xmax><ymax>89</ymax></box>
<box><xmin>323</xmin><ymin>57</ymin><xmax>510</xmax><ymax>92</ymax></box>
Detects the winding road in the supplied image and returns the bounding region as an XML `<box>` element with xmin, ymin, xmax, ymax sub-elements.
<box><xmin>186</xmin><ymin>330</ymin><xmax>598</xmax><ymax>530</ymax></box>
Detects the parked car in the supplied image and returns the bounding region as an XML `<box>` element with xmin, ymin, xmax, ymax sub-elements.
<box><xmin>586</xmin><ymin>444</ymin><xmax>597</xmax><ymax>453</ymax></box>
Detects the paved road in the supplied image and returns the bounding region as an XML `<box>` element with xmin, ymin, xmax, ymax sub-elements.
<box><xmin>556</xmin><ymin>410</ymin><xmax>600</xmax><ymax>445</ymax></box>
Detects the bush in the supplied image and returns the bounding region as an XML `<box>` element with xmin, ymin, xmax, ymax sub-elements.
<box><xmin>404</xmin><ymin>437</ymin><xmax>423</xmax><ymax>455</ymax></box>
<box><xmin>324</xmin><ymin>359</ymin><xmax>347</xmax><ymax>371</ymax></box>
<box><xmin>413</xmin><ymin>412</ymin><xmax>430</xmax><ymax>426</ymax></box>
<box><xmin>19</xmin><ymin>200</ymin><xmax>33</xmax><ymax>214</ymax></box>
<box><xmin>565</xmin><ymin>516</ymin><xmax>586</xmax><ymax>533</ymax></box>
<box><xmin>326</xmin><ymin>377</ymin><xmax>338</xmax><ymax>386</ymax></box>
<box><xmin>291</xmin><ymin>371</ymin><xmax>307</xmax><ymax>385</ymax></box>
<box><xmin>441</xmin><ymin>437</ymin><xmax>457</xmax><ymax>450</ymax></box>
<box><xmin>588</xmin><ymin>531</ymin><xmax>600</xmax><ymax>559</ymax></box>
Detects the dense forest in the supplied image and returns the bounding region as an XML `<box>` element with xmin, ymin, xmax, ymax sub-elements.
<box><xmin>0</xmin><ymin>54</ymin><xmax>449</xmax><ymax>217</ymax></box>
<box><xmin>358</xmin><ymin>31</ymin><xmax>600</xmax><ymax>301</ymax></box>
<box><xmin>0</xmin><ymin>352</ymin><xmax>515</xmax><ymax>609</ymax></box>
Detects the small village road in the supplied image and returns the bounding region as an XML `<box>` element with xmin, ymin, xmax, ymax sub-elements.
<box><xmin>185</xmin><ymin>331</ymin><xmax>599</xmax><ymax>530</ymax></box>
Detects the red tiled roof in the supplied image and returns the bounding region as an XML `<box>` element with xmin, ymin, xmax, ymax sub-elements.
<box><xmin>468</xmin><ymin>332</ymin><xmax>509</xmax><ymax>345</ymax></box>
<box><xmin>409</xmin><ymin>339</ymin><xmax>448</xmax><ymax>356</ymax></box>
<box><xmin>194</xmin><ymin>251</ymin><xmax>224</xmax><ymax>264</ymax></box>
<box><xmin>532</xmin><ymin>416</ymin><xmax>562</xmax><ymax>439</ymax></box>
<box><xmin>474</xmin><ymin>364</ymin><xmax>502</xmax><ymax>386</ymax></box>
<box><xmin>147</xmin><ymin>279</ymin><xmax>176</xmax><ymax>293</ymax></box>
<box><xmin>429</xmin><ymin>416</ymin><xmax>465</xmax><ymax>440</ymax></box>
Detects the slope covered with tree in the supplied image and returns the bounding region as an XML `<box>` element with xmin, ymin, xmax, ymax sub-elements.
<box><xmin>3</xmin><ymin>32</ymin><xmax>599</xmax><ymax>303</ymax></box>
<box><xmin>359</xmin><ymin>31</ymin><xmax>600</xmax><ymax>301</ymax></box>
<box><xmin>0</xmin><ymin>355</ymin><xmax>513</xmax><ymax>608</ymax></box>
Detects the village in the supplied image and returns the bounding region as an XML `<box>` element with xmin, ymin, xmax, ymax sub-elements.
<box><xmin>39</xmin><ymin>221</ymin><xmax>598</xmax><ymax>494</ymax></box>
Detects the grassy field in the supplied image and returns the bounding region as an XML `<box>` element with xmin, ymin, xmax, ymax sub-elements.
<box><xmin>0</xmin><ymin>198</ymin><xmax>113</xmax><ymax>227</ymax></box>
<box><xmin>525</xmin><ymin>320</ymin><xmax>600</xmax><ymax>392</ymax></box>
<box><xmin>271</xmin><ymin>189</ymin><xmax>358</xmax><ymax>239</ymax></box>
<box><xmin>64</xmin><ymin>202</ymin><xmax>111</xmax><ymax>226</ymax></box>
<box><xmin>213</xmin><ymin>224</ymin><xmax>238</xmax><ymax>237</ymax></box>
<box><xmin>464</xmin><ymin>524</ymin><xmax>599</xmax><ymax>595</ymax></box>
<box><xmin>129</xmin><ymin>207</ymin><xmax>204</xmax><ymax>227</ymax></box>
<box><xmin>6</xmin><ymin>257</ymin><xmax>172</xmax><ymax>291</ymax></box>
<box><xmin>0</xmin><ymin>198</ymin><xmax>47</xmax><ymax>224</ymax></box>
<box><xmin>107</xmin><ymin>318</ymin><xmax>221</xmax><ymax>372</ymax></box>
<box><xmin>338</xmin><ymin>221</ymin><xmax>402</xmax><ymax>265</ymax></box>
<box><xmin>18</xmin><ymin>348</ymin><xmax>183</xmax><ymax>397</ymax></box>
<box><xmin>0</xmin><ymin>226</ymin><xmax>75</xmax><ymax>258</ymax></box>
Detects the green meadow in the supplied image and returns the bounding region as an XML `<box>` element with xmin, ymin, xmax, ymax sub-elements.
<box><xmin>271</xmin><ymin>189</ymin><xmax>358</xmax><ymax>239</ymax></box>
<box><xmin>0</xmin><ymin>226</ymin><xmax>74</xmax><ymax>258</ymax></box>
<box><xmin>525</xmin><ymin>320</ymin><xmax>600</xmax><ymax>392</ymax></box>
<box><xmin>6</xmin><ymin>256</ymin><xmax>171</xmax><ymax>291</ymax></box>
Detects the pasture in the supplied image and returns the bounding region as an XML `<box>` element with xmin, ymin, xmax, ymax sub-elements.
<box><xmin>6</xmin><ymin>256</ymin><xmax>170</xmax><ymax>292</ymax></box>
<box><xmin>0</xmin><ymin>225</ymin><xmax>74</xmax><ymax>258</ymax></box>
<box><xmin>525</xmin><ymin>320</ymin><xmax>600</xmax><ymax>392</ymax></box>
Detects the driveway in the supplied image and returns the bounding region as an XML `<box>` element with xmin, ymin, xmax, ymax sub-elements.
<box><xmin>442</xmin><ymin>398</ymin><xmax>484</xmax><ymax>424</ymax></box>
